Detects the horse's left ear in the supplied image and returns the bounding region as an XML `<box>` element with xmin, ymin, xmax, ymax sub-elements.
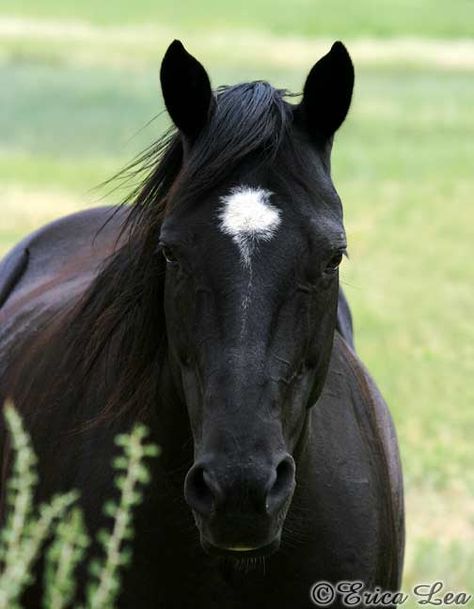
<box><xmin>295</xmin><ymin>41</ymin><xmax>354</xmax><ymax>145</ymax></box>
<box><xmin>160</xmin><ymin>40</ymin><xmax>214</xmax><ymax>141</ymax></box>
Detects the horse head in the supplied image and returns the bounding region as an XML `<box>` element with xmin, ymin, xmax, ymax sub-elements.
<box><xmin>158</xmin><ymin>40</ymin><xmax>354</xmax><ymax>558</ymax></box>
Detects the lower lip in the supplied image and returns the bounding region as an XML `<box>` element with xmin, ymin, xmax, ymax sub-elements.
<box><xmin>202</xmin><ymin>537</ymin><xmax>280</xmax><ymax>559</ymax></box>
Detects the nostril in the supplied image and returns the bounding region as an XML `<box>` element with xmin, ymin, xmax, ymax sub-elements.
<box><xmin>272</xmin><ymin>457</ymin><xmax>295</xmax><ymax>497</ymax></box>
<box><xmin>266</xmin><ymin>456</ymin><xmax>295</xmax><ymax>515</ymax></box>
<box><xmin>184</xmin><ymin>465</ymin><xmax>216</xmax><ymax>516</ymax></box>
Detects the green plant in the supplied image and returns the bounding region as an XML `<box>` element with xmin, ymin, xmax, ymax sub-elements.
<box><xmin>84</xmin><ymin>426</ymin><xmax>159</xmax><ymax>609</ymax></box>
<box><xmin>43</xmin><ymin>508</ymin><xmax>89</xmax><ymax>609</ymax></box>
<box><xmin>0</xmin><ymin>402</ymin><xmax>159</xmax><ymax>609</ymax></box>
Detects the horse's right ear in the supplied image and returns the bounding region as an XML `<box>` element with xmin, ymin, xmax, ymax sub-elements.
<box><xmin>160</xmin><ymin>40</ymin><xmax>214</xmax><ymax>141</ymax></box>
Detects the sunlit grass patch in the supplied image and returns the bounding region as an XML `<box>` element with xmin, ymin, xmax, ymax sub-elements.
<box><xmin>0</xmin><ymin>186</ymin><xmax>93</xmax><ymax>255</ymax></box>
<box><xmin>403</xmin><ymin>484</ymin><xmax>474</xmax><ymax>600</ymax></box>
<box><xmin>1</xmin><ymin>18</ymin><xmax>474</xmax><ymax>72</ymax></box>
<box><xmin>1</xmin><ymin>0</ymin><xmax>474</xmax><ymax>38</ymax></box>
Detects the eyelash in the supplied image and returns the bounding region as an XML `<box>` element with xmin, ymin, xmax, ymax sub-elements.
<box><xmin>324</xmin><ymin>249</ymin><xmax>346</xmax><ymax>274</ymax></box>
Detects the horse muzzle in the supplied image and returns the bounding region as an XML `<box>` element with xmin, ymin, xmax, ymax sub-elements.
<box><xmin>184</xmin><ymin>453</ymin><xmax>296</xmax><ymax>556</ymax></box>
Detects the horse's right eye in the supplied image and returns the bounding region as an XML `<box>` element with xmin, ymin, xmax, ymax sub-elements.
<box><xmin>162</xmin><ymin>245</ymin><xmax>179</xmax><ymax>265</ymax></box>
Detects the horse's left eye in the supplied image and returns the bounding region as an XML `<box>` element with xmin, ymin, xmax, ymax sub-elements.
<box><xmin>162</xmin><ymin>245</ymin><xmax>179</xmax><ymax>265</ymax></box>
<box><xmin>325</xmin><ymin>251</ymin><xmax>344</xmax><ymax>274</ymax></box>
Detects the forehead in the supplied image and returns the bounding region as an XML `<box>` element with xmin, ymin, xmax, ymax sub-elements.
<box><xmin>162</xmin><ymin>175</ymin><xmax>344</xmax><ymax>254</ymax></box>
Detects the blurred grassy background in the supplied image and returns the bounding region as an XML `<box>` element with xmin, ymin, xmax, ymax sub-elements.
<box><xmin>1</xmin><ymin>0</ymin><xmax>473</xmax><ymax>602</ymax></box>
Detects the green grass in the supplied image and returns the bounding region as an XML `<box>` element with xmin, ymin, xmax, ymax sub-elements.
<box><xmin>0</xmin><ymin>4</ymin><xmax>473</xmax><ymax>601</ymax></box>
<box><xmin>2</xmin><ymin>0</ymin><xmax>474</xmax><ymax>38</ymax></box>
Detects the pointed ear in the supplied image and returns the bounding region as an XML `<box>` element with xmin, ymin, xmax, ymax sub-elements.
<box><xmin>160</xmin><ymin>40</ymin><xmax>214</xmax><ymax>140</ymax></box>
<box><xmin>295</xmin><ymin>41</ymin><xmax>354</xmax><ymax>145</ymax></box>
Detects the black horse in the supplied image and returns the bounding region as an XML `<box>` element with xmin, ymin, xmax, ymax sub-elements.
<box><xmin>0</xmin><ymin>41</ymin><xmax>404</xmax><ymax>608</ymax></box>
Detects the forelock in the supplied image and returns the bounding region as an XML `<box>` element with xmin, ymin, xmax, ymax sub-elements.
<box><xmin>175</xmin><ymin>82</ymin><xmax>294</xmax><ymax>204</ymax></box>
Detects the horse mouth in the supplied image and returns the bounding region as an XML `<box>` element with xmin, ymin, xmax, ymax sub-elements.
<box><xmin>201</xmin><ymin>537</ymin><xmax>280</xmax><ymax>559</ymax></box>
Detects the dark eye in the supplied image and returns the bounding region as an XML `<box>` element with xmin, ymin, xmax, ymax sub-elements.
<box><xmin>325</xmin><ymin>251</ymin><xmax>344</xmax><ymax>274</ymax></box>
<box><xmin>161</xmin><ymin>245</ymin><xmax>178</xmax><ymax>265</ymax></box>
